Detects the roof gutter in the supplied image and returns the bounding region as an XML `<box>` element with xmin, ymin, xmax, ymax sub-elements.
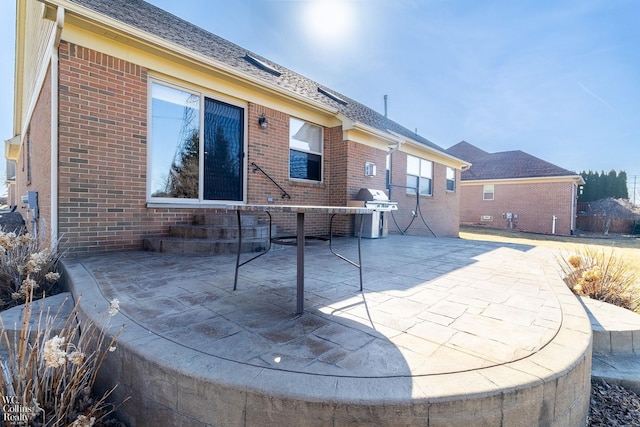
<box><xmin>43</xmin><ymin>0</ymin><xmax>339</xmax><ymax>117</ymax></box>
<box><xmin>338</xmin><ymin>114</ymin><xmax>399</xmax><ymax>144</ymax></box>
<box><xmin>462</xmin><ymin>175</ymin><xmax>585</xmax><ymax>185</ymax></box>
<box><xmin>386</xmin><ymin>130</ymin><xmax>471</xmax><ymax>169</ymax></box>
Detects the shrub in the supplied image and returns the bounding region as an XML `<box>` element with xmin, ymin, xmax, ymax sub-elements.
<box><xmin>0</xmin><ymin>231</ymin><xmax>62</xmax><ymax>310</ymax></box>
<box><xmin>0</xmin><ymin>278</ymin><xmax>125</xmax><ymax>426</ymax></box>
<box><xmin>559</xmin><ymin>246</ymin><xmax>640</xmax><ymax>313</ymax></box>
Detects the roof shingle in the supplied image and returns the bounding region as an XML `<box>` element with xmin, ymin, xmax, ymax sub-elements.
<box><xmin>68</xmin><ymin>0</ymin><xmax>447</xmax><ymax>154</ymax></box>
<box><xmin>447</xmin><ymin>141</ymin><xmax>579</xmax><ymax>181</ymax></box>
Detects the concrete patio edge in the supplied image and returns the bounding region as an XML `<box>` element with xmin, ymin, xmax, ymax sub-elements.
<box><xmin>60</xmin><ymin>242</ymin><xmax>593</xmax><ymax>427</ymax></box>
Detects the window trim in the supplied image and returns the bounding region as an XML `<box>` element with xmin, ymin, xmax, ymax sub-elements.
<box><xmin>288</xmin><ymin>117</ymin><xmax>324</xmax><ymax>183</ymax></box>
<box><xmin>406</xmin><ymin>155</ymin><xmax>433</xmax><ymax>196</ymax></box>
<box><xmin>483</xmin><ymin>184</ymin><xmax>495</xmax><ymax>201</ymax></box>
<box><xmin>446</xmin><ymin>167</ymin><xmax>456</xmax><ymax>192</ymax></box>
<box><xmin>147</xmin><ymin>78</ymin><xmax>248</xmax><ymax>205</ymax></box>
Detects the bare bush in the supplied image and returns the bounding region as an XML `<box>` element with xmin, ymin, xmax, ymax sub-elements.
<box><xmin>559</xmin><ymin>246</ymin><xmax>640</xmax><ymax>313</ymax></box>
<box><xmin>0</xmin><ymin>231</ymin><xmax>62</xmax><ymax>310</ymax></box>
<box><xmin>0</xmin><ymin>279</ymin><xmax>124</xmax><ymax>426</ymax></box>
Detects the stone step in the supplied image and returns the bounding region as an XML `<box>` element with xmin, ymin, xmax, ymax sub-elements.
<box><xmin>580</xmin><ymin>296</ymin><xmax>640</xmax><ymax>355</ymax></box>
<box><xmin>143</xmin><ymin>236</ymin><xmax>269</xmax><ymax>255</ymax></box>
<box><xmin>580</xmin><ymin>296</ymin><xmax>640</xmax><ymax>395</ymax></box>
<box><xmin>193</xmin><ymin>213</ymin><xmax>265</xmax><ymax>227</ymax></box>
<box><xmin>144</xmin><ymin>213</ymin><xmax>275</xmax><ymax>255</ymax></box>
<box><xmin>169</xmin><ymin>223</ymin><xmax>273</xmax><ymax>240</ymax></box>
<box><xmin>592</xmin><ymin>354</ymin><xmax>640</xmax><ymax>395</ymax></box>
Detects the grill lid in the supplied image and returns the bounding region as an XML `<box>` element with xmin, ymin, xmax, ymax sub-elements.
<box><xmin>354</xmin><ymin>188</ymin><xmax>390</xmax><ymax>202</ymax></box>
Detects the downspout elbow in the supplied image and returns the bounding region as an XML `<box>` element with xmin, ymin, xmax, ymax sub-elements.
<box><xmin>387</xmin><ymin>139</ymin><xmax>404</xmax><ymax>155</ymax></box>
<box><xmin>54</xmin><ymin>6</ymin><xmax>65</xmax><ymax>47</ymax></box>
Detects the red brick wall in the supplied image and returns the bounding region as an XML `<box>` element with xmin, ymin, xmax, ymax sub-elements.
<box><xmin>50</xmin><ymin>41</ymin><xmax>461</xmax><ymax>252</ymax></box>
<box><xmin>459</xmin><ymin>181</ymin><xmax>576</xmax><ymax>235</ymax></box>
<box><xmin>246</xmin><ymin>104</ymin><xmax>330</xmax><ymax>235</ymax></box>
<box><xmin>246</xmin><ymin>104</ymin><xmax>389</xmax><ymax>236</ymax></box>
<box><xmin>57</xmin><ymin>42</ymin><xmax>201</xmax><ymax>253</ymax></box>
<box><xmin>388</xmin><ymin>151</ymin><xmax>460</xmax><ymax>237</ymax></box>
<box><xmin>15</xmin><ymin>69</ymin><xmax>52</xmax><ymax>241</ymax></box>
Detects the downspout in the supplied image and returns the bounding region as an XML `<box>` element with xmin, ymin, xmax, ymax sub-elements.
<box><xmin>386</xmin><ymin>139</ymin><xmax>404</xmax><ymax>198</ymax></box>
<box><xmin>571</xmin><ymin>181</ymin><xmax>578</xmax><ymax>235</ymax></box>
<box><xmin>50</xmin><ymin>6</ymin><xmax>64</xmax><ymax>250</ymax></box>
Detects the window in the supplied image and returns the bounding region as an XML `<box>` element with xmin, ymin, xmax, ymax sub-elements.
<box><xmin>289</xmin><ymin>117</ymin><xmax>322</xmax><ymax>181</ymax></box>
<box><xmin>406</xmin><ymin>155</ymin><xmax>432</xmax><ymax>196</ymax></box>
<box><xmin>483</xmin><ymin>184</ymin><xmax>494</xmax><ymax>200</ymax></box>
<box><xmin>149</xmin><ymin>81</ymin><xmax>245</xmax><ymax>202</ymax></box>
<box><xmin>446</xmin><ymin>167</ymin><xmax>456</xmax><ymax>192</ymax></box>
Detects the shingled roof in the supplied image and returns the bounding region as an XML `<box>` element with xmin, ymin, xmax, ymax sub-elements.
<box><xmin>447</xmin><ymin>141</ymin><xmax>579</xmax><ymax>181</ymax></box>
<box><xmin>67</xmin><ymin>0</ymin><xmax>448</xmax><ymax>155</ymax></box>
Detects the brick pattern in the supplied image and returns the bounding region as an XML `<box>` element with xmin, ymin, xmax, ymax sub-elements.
<box><xmin>16</xmin><ymin>70</ymin><xmax>52</xmax><ymax>240</ymax></box>
<box><xmin>246</xmin><ymin>104</ymin><xmax>389</xmax><ymax>237</ymax></box>
<box><xmin>57</xmin><ymin>42</ymin><xmax>200</xmax><ymax>253</ymax></box>
<box><xmin>18</xmin><ymin>42</ymin><xmax>462</xmax><ymax>253</ymax></box>
<box><xmin>389</xmin><ymin>151</ymin><xmax>460</xmax><ymax>237</ymax></box>
<box><xmin>459</xmin><ymin>181</ymin><xmax>576</xmax><ymax>235</ymax></box>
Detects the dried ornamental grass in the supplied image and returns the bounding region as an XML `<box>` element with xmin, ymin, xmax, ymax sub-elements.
<box><xmin>0</xmin><ymin>277</ymin><xmax>125</xmax><ymax>426</ymax></box>
<box><xmin>0</xmin><ymin>231</ymin><xmax>62</xmax><ymax>310</ymax></box>
<box><xmin>559</xmin><ymin>246</ymin><xmax>640</xmax><ymax>313</ymax></box>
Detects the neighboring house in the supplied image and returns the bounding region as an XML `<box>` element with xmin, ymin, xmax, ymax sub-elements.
<box><xmin>7</xmin><ymin>0</ymin><xmax>468</xmax><ymax>253</ymax></box>
<box><xmin>447</xmin><ymin>141</ymin><xmax>584</xmax><ymax>236</ymax></box>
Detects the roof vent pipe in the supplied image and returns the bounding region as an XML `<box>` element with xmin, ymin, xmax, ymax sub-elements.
<box><xmin>384</xmin><ymin>95</ymin><xmax>388</xmax><ymax>118</ymax></box>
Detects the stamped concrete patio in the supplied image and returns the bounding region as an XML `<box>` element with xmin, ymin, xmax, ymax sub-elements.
<box><xmin>61</xmin><ymin>235</ymin><xmax>592</xmax><ymax>426</ymax></box>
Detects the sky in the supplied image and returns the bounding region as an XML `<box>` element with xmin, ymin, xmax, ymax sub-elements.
<box><xmin>1</xmin><ymin>0</ymin><xmax>639</xmax><ymax>202</ymax></box>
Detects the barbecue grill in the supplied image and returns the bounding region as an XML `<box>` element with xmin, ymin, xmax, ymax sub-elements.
<box><xmin>348</xmin><ymin>188</ymin><xmax>398</xmax><ymax>238</ymax></box>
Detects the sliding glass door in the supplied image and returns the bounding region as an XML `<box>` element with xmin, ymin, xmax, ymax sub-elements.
<box><xmin>203</xmin><ymin>98</ymin><xmax>243</xmax><ymax>201</ymax></box>
<box><xmin>149</xmin><ymin>81</ymin><xmax>245</xmax><ymax>203</ymax></box>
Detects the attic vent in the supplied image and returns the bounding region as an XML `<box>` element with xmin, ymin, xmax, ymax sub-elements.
<box><xmin>317</xmin><ymin>87</ymin><xmax>348</xmax><ymax>105</ymax></box>
<box><xmin>243</xmin><ymin>54</ymin><xmax>281</xmax><ymax>77</ymax></box>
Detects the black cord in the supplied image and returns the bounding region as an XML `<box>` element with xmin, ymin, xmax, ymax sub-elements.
<box><xmin>388</xmin><ymin>183</ymin><xmax>436</xmax><ymax>237</ymax></box>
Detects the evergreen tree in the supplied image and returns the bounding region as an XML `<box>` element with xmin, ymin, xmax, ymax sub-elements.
<box><xmin>166</xmin><ymin>129</ymin><xmax>199</xmax><ymax>198</ymax></box>
<box><xmin>618</xmin><ymin>171</ymin><xmax>629</xmax><ymax>199</ymax></box>
<box><xmin>606</xmin><ymin>169</ymin><xmax>617</xmax><ymax>198</ymax></box>
<box><xmin>578</xmin><ymin>169</ymin><xmax>629</xmax><ymax>202</ymax></box>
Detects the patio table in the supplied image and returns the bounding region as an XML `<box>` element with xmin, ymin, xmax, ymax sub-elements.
<box><xmin>226</xmin><ymin>204</ymin><xmax>374</xmax><ymax>314</ymax></box>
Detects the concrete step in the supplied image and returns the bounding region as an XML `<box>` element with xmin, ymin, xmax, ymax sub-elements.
<box><xmin>144</xmin><ymin>212</ymin><xmax>276</xmax><ymax>255</ymax></box>
<box><xmin>142</xmin><ymin>236</ymin><xmax>269</xmax><ymax>255</ymax></box>
<box><xmin>0</xmin><ymin>293</ymin><xmax>75</xmax><ymax>346</ymax></box>
<box><xmin>193</xmin><ymin>213</ymin><xmax>265</xmax><ymax>226</ymax></box>
<box><xmin>168</xmin><ymin>223</ymin><xmax>273</xmax><ymax>240</ymax></box>
<box><xmin>579</xmin><ymin>296</ymin><xmax>640</xmax><ymax>355</ymax></box>
<box><xmin>592</xmin><ymin>353</ymin><xmax>640</xmax><ymax>395</ymax></box>
<box><xmin>579</xmin><ymin>296</ymin><xmax>640</xmax><ymax>394</ymax></box>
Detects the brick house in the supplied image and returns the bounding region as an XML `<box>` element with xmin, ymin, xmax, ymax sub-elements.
<box><xmin>7</xmin><ymin>0</ymin><xmax>468</xmax><ymax>254</ymax></box>
<box><xmin>447</xmin><ymin>141</ymin><xmax>584</xmax><ymax>235</ymax></box>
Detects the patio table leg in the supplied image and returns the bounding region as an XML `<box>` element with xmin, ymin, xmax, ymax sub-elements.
<box><xmin>296</xmin><ymin>212</ymin><xmax>305</xmax><ymax>315</ymax></box>
<box><xmin>233</xmin><ymin>209</ymin><xmax>242</xmax><ymax>291</ymax></box>
<box><xmin>328</xmin><ymin>213</ymin><xmax>366</xmax><ymax>291</ymax></box>
<box><xmin>233</xmin><ymin>210</ymin><xmax>272</xmax><ymax>291</ymax></box>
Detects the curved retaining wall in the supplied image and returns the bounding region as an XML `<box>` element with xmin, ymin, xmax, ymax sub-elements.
<box><xmin>61</xmin><ymin>248</ymin><xmax>592</xmax><ymax>427</ymax></box>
